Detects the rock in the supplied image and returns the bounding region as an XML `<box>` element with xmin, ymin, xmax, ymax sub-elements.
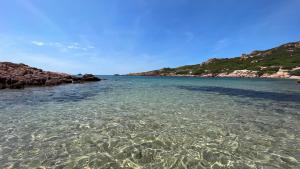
<box><xmin>261</xmin><ymin>68</ymin><xmax>292</xmax><ymax>79</ymax></box>
<box><xmin>280</xmin><ymin>156</ymin><xmax>298</xmax><ymax>165</ymax></box>
<box><xmin>62</xmin><ymin>78</ymin><xmax>73</xmax><ymax>84</ymax></box>
<box><xmin>216</xmin><ymin>70</ymin><xmax>258</xmax><ymax>78</ymax></box>
<box><xmin>81</xmin><ymin>74</ymin><xmax>100</xmax><ymax>82</ymax></box>
<box><xmin>45</xmin><ymin>78</ymin><xmax>63</xmax><ymax>86</ymax></box>
<box><xmin>0</xmin><ymin>62</ymin><xmax>101</xmax><ymax>89</ymax></box>
<box><xmin>202</xmin><ymin>73</ymin><xmax>214</xmax><ymax>77</ymax></box>
<box><xmin>9</xmin><ymin>80</ymin><xmax>25</xmax><ymax>89</ymax></box>
<box><xmin>290</xmin><ymin>76</ymin><xmax>300</xmax><ymax>80</ymax></box>
<box><xmin>0</xmin><ymin>77</ymin><xmax>7</xmax><ymax>89</ymax></box>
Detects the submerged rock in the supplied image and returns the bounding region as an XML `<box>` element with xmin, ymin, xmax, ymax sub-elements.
<box><xmin>0</xmin><ymin>62</ymin><xmax>101</xmax><ymax>89</ymax></box>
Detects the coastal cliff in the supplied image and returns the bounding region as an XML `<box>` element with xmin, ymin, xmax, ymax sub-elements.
<box><xmin>128</xmin><ymin>41</ymin><xmax>300</xmax><ymax>80</ymax></box>
<box><xmin>0</xmin><ymin>62</ymin><xmax>100</xmax><ymax>89</ymax></box>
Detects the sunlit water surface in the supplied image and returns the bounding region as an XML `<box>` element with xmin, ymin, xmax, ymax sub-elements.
<box><xmin>0</xmin><ymin>76</ymin><xmax>300</xmax><ymax>169</ymax></box>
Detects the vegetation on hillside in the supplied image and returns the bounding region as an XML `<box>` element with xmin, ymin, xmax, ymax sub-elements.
<box><xmin>129</xmin><ymin>41</ymin><xmax>300</xmax><ymax>77</ymax></box>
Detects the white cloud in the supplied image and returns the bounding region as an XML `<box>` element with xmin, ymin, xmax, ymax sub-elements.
<box><xmin>31</xmin><ymin>41</ymin><xmax>45</xmax><ymax>46</ymax></box>
<box><xmin>67</xmin><ymin>45</ymin><xmax>78</xmax><ymax>49</ymax></box>
<box><xmin>30</xmin><ymin>40</ymin><xmax>94</xmax><ymax>51</ymax></box>
<box><xmin>49</xmin><ymin>42</ymin><xmax>63</xmax><ymax>47</ymax></box>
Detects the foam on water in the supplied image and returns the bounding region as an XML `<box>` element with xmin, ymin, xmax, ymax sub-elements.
<box><xmin>0</xmin><ymin>76</ymin><xmax>299</xmax><ymax>168</ymax></box>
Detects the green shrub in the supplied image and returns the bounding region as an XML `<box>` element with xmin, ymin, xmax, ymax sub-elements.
<box><xmin>175</xmin><ymin>70</ymin><xmax>190</xmax><ymax>75</ymax></box>
<box><xmin>290</xmin><ymin>69</ymin><xmax>300</xmax><ymax>76</ymax></box>
<box><xmin>160</xmin><ymin>68</ymin><xmax>175</xmax><ymax>73</ymax></box>
<box><xmin>264</xmin><ymin>67</ymin><xmax>280</xmax><ymax>72</ymax></box>
<box><xmin>192</xmin><ymin>69</ymin><xmax>205</xmax><ymax>75</ymax></box>
<box><xmin>257</xmin><ymin>71</ymin><xmax>264</xmax><ymax>76</ymax></box>
<box><xmin>281</xmin><ymin>66</ymin><xmax>295</xmax><ymax>69</ymax></box>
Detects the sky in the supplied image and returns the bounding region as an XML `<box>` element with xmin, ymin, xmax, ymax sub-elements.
<box><xmin>0</xmin><ymin>0</ymin><xmax>300</xmax><ymax>75</ymax></box>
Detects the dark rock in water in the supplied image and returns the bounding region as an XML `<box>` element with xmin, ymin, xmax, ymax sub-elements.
<box><xmin>0</xmin><ymin>62</ymin><xmax>101</xmax><ymax>89</ymax></box>
<box><xmin>10</xmin><ymin>80</ymin><xmax>25</xmax><ymax>89</ymax></box>
<box><xmin>82</xmin><ymin>74</ymin><xmax>101</xmax><ymax>82</ymax></box>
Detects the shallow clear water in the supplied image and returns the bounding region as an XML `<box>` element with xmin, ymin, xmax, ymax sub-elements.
<box><xmin>0</xmin><ymin>76</ymin><xmax>300</xmax><ymax>169</ymax></box>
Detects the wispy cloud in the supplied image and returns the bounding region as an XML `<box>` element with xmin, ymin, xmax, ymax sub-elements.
<box><xmin>30</xmin><ymin>41</ymin><xmax>94</xmax><ymax>51</ymax></box>
<box><xmin>66</xmin><ymin>43</ymin><xmax>90</xmax><ymax>51</ymax></box>
<box><xmin>48</xmin><ymin>42</ymin><xmax>63</xmax><ymax>48</ymax></box>
<box><xmin>31</xmin><ymin>41</ymin><xmax>45</xmax><ymax>46</ymax></box>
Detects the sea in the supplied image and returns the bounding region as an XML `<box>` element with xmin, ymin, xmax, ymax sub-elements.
<box><xmin>0</xmin><ymin>76</ymin><xmax>299</xmax><ymax>169</ymax></box>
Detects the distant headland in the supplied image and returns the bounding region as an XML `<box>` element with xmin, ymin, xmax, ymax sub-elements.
<box><xmin>128</xmin><ymin>41</ymin><xmax>300</xmax><ymax>81</ymax></box>
<box><xmin>0</xmin><ymin>62</ymin><xmax>100</xmax><ymax>89</ymax></box>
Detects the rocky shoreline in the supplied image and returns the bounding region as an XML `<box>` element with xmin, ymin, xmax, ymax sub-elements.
<box><xmin>128</xmin><ymin>68</ymin><xmax>300</xmax><ymax>84</ymax></box>
<box><xmin>129</xmin><ymin>68</ymin><xmax>300</xmax><ymax>78</ymax></box>
<box><xmin>205</xmin><ymin>68</ymin><xmax>300</xmax><ymax>79</ymax></box>
<box><xmin>0</xmin><ymin>62</ymin><xmax>101</xmax><ymax>89</ymax></box>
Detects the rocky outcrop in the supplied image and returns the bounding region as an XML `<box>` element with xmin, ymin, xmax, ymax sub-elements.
<box><xmin>0</xmin><ymin>62</ymin><xmax>100</xmax><ymax>89</ymax></box>
<box><xmin>261</xmin><ymin>68</ymin><xmax>291</xmax><ymax>78</ymax></box>
<box><xmin>81</xmin><ymin>74</ymin><xmax>101</xmax><ymax>81</ymax></box>
<box><xmin>216</xmin><ymin>70</ymin><xmax>258</xmax><ymax>78</ymax></box>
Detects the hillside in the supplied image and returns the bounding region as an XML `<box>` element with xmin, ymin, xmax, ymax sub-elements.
<box><xmin>128</xmin><ymin>41</ymin><xmax>300</xmax><ymax>79</ymax></box>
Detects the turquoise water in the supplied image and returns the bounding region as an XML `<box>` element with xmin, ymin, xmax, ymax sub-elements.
<box><xmin>0</xmin><ymin>76</ymin><xmax>300</xmax><ymax>169</ymax></box>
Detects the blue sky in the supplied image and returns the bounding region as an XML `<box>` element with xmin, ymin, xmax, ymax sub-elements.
<box><xmin>0</xmin><ymin>0</ymin><xmax>300</xmax><ymax>74</ymax></box>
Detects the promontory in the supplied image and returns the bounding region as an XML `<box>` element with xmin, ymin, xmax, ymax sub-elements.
<box><xmin>128</xmin><ymin>41</ymin><xmax>300</xmax><ymax>80</ymax></box>
<box><xmin>0</xmin><ymin>62</ymin><xmax>100</xmax><ymax>89</ymax></box>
